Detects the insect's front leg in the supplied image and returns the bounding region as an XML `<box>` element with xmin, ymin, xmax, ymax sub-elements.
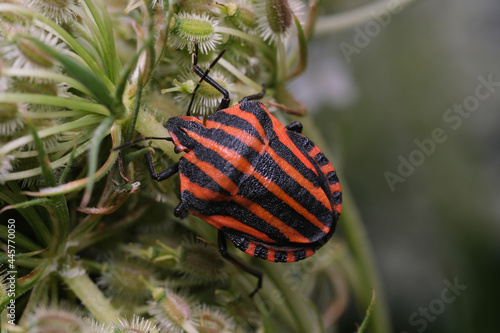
<box><xmin>144</xmin><ymin>151</ymin><xmax>179</xmax><ymax>182</ymax></box>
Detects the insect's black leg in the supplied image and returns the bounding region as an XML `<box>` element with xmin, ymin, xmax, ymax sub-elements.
<box><xmin>217</xmin><ymin>229</ymin><xmax>263</xmax><ymax>298</ymax></box>
<box><xmin>144</xmin><ymin>151</ymin><xmax>179</xmax><ymax>182</ymax></box>
<box><xmin>174</xmin><ymin>202</ymin><xmax>189</xmax><ymax>218</ymax></box>
<box><xmin>239</xmin><ymin>85</ymin><xmax>266</xmax><ymax>104</ymax></box>
<box><xmin>187</xmin><ymin>42</ymin><xmax>231</xmax><ymax>115</ymax></box>
<box><xmin>285</xmin><ymin>121</ymin><xmax>303</xmax><ymax>133</ymax></box>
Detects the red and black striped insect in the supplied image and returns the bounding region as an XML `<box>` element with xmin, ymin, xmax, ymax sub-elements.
<box><xmin>127</xmin><ymin>43</ymin><xmax>342</xmax><ymax>297</ymax></box>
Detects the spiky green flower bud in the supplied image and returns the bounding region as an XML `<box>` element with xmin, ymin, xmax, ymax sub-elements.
<box><xmin>257</xmin><ymin>0</ymin><xmax>304</xmax><ymax>43</ymax></box>
<box><xmin>28</xmin><ymin>0</ymin><xmax>76</xmax><ymax>24</ymax></box>
<box><xmin>177</xmin><ymin>241</ymin><xmax>228</xmax><ymax>283</ymax></box>
<box><xmin>169</xmin><ymin>12</ymin><xmax>222</xmax><ymax>54</ymax></box>
<box><xmin>26</xmin><ymin>307</ymin><xmax>86</xmax><ymax>333</ymax></box>
<box><xmin>149</xmin><ymin>287</ymin><xmax>195</xmax><ymax>332</ymax></box>
<box><xmin>116</xmin><ymin>315</ymin><xmax>159</xmax><ymax>333</ymax></box>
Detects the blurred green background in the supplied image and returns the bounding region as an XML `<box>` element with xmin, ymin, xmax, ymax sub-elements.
<box><xmin>293</xmin><ymin>0</ymin><xmax>500</xmax><ymax>332</ymax></box>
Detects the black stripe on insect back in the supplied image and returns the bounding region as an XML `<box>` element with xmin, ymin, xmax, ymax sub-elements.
<box><xmin>196</xmin><ymin>125</ymin><xmax>263</xmax><ymax>166</ymax></box>
<box><xmin>182</xmin><ymin>191</ymin><xmax>290</xmax><ymax>243</ymax></box>
<box><xmin>268</xmin><ymin>136</ymin><xmax>324</xmax><ymax>186</ymax></box>
<box><xmin>190</xmin><ymin>137</ymin><xmax>247</xmax><ymax>184</ymax></box>
<box><xmin>254</xmin><ymin>245</ymin><xmax>268</xmax><ymax>260</ymax></box>
<box><xmin>326</xmin><ymin>170</ymin><xmax>339</xmax><ymax>184</ymax></box>
<box><xmin>252</xmin><ymin>152</ymin><xmax>334</xmax><ymax>226</ymax></box>
<box><xmin>236</xmin><ymin>101</ymin><xmax>324</xmax><ymax>186</ymax></box>
<box><xmin>287</xmin><ymin>131</ymin><xmax>315</xmax><ymax>152</ymax></box>
<box><xmin>314</xmin><ymin>152</ymin><xmax>329</xmax><ymax>167</ymax></box>
<box><xmin>223</xmin><ymin>231</ymin><xmax>250</xmax><ymax>251</ymax></box>
<box><xmin>179</xmin><ymin>158</ymin><xmax>231</xmax><ymax>196</ymax></box>
<box><xmin>287</xmin><ymin>131</ymin><xmax>334</xmax><ymax>193</ymax></box>
<box><xmin>237</xmin><ymin>172</ymin><xmax>329</xmax><ymax>242</ymax></box>
<box><xmin>294</xmin><ymin>249</ymin><xmax>307</xmax><ymax>261</ymax></box>
<box><xmin>208</xmin><ymin>111</ymin><xmax>265</xmax><ymax>144</ymax></box>
<box><xmin>333</xmin><ymin>191</ymin><xmax>342</xmax><ymax>205</ymax></box>
<box><xmin>237</xmin><ymin>101</ymin><xmax>275</xmax><ymax>140</ymax></box>
<box><xmin>166</xmin><ymin>117</ymin><xmax>203</xmax><ymax>149</ymax></box>
<box><xmin>275</xmin><ymin>251</ymin><xmax>288</xmax><ymax>262</ymax></box>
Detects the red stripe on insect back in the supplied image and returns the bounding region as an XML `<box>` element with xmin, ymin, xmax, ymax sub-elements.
<box><xmin>183</xmin><ymin>151</ymin><xmax>239</xmax><ymax>196</ymax></box>
<box><xmin>252</xmin><ymin>171</ymin><xmax>331</xmax><ymax>235</ymax></box>
<box><xmin>265</xmin><ymin>146</ymin><xmax>332</xmax><ymax>213</ymax></box>
<box><xmin>178</xmin><ymin>174</ymin><xmax>275</xmax><ymax>242</ymax></box>
<box><xmin>270</xmin><ymin>115</ymin><xmax>317</xmax><ymax>173</ymax></box>
<box><xmin>182</xmin><ymin>128</ymin><xmax>255</xmax><ymax>175</ymax></box>
<box><xmin>223</xmin><ymin>104</ymin><xmax>268</xmax><ymax>141</ymax></box>
<box><xmin>245</xmin><ymin>242</ymin><xmax>258</xmax><ymax>258</ymax></box>
<box><xmin>195</xmin><ymin>213</ymin><xmax>276</xmax><ymax>244</ymax></box>
<box><xmin>205</xmin><ymin>120</ymin><xmax>265</xmax><ymax>153</ymax></box>
<box><xmin>234</xmin><ymin>196</ymin><xmax>310</xmax><ymax>243</ymax></box>
<box><xmin>179</xmin><ymin>173</ymin><xmax>230</xmax><ymax>201</ymax></box>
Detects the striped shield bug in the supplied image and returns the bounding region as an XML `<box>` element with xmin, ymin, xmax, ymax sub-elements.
<box><xmin>122</xmin><ymin>42</ymin><xmax>342</xmax><ymax>297</ymax></box>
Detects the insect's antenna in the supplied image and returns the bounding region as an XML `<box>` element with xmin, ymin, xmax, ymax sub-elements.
<box><xmin>187</xmin><ymin>42</ymin><xmax>227</xmax><ymax>116</ymax></box>
<box><xmin>112</xmin><ymin>137</ymin><xmax>173</xmax><ymax>151</ymax></box>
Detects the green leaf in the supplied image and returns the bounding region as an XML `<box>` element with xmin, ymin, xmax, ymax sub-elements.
<box><xmin>80</xmin><ymin>116</ymin><xmax>115</xmax><ymax>207</ymax></box>
<box><xmin>28</xmin><ymin>38</ymin><xmax>117</xmax><ymax>114</ymax></box>
<box><xmin>0</xmin><ymin>183</ymin><xmax>51</xmax><ymax>247</ymax></box>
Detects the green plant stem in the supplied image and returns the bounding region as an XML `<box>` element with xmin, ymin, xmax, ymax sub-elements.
<box><xmin>214</xmin><ymin>26</ymin><xmax>267</xmax><ymax>49</ymax></box>
<box><xmin>314</xmin><ymin>0</ymin><xmax>419</xmax><ymax>35</ymax></box>
<box><xmin>340</xmin><ymin>187</ymin><xmax>391</xmax><ymax>333</ymax></box>
<box><xmin>81</xmin><ymin>116</ymin><xmax>116</xmax><ymax>207</ymax></box>
<box><xmin>275</xmin><ymin>40</ymin><xmax>286</xmax><ymax>86</ymax></box>
<box><xmin>59</xmin><ymin>265</ymin><xmax>119</xmax><ymax>324</ymax></box>
<box><xmin>357</xmin><ymin>289</ymin><xmax>376</xmax><ymax>333</ymax></box>
<box><xmin>218</xmin><ymin>58</ymin><xmax>263</xmax><ymax>92</ymax></box>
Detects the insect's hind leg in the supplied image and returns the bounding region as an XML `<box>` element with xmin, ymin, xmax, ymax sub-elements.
<box><xmin>218</xmin><ymin>229</ymin><xmax>263</xmax><ymax>298</ymax></box>
<box><xmin>187</xmin><ymin>42</ymin><xmax>230</xmax><ymax>115</ymax></box>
